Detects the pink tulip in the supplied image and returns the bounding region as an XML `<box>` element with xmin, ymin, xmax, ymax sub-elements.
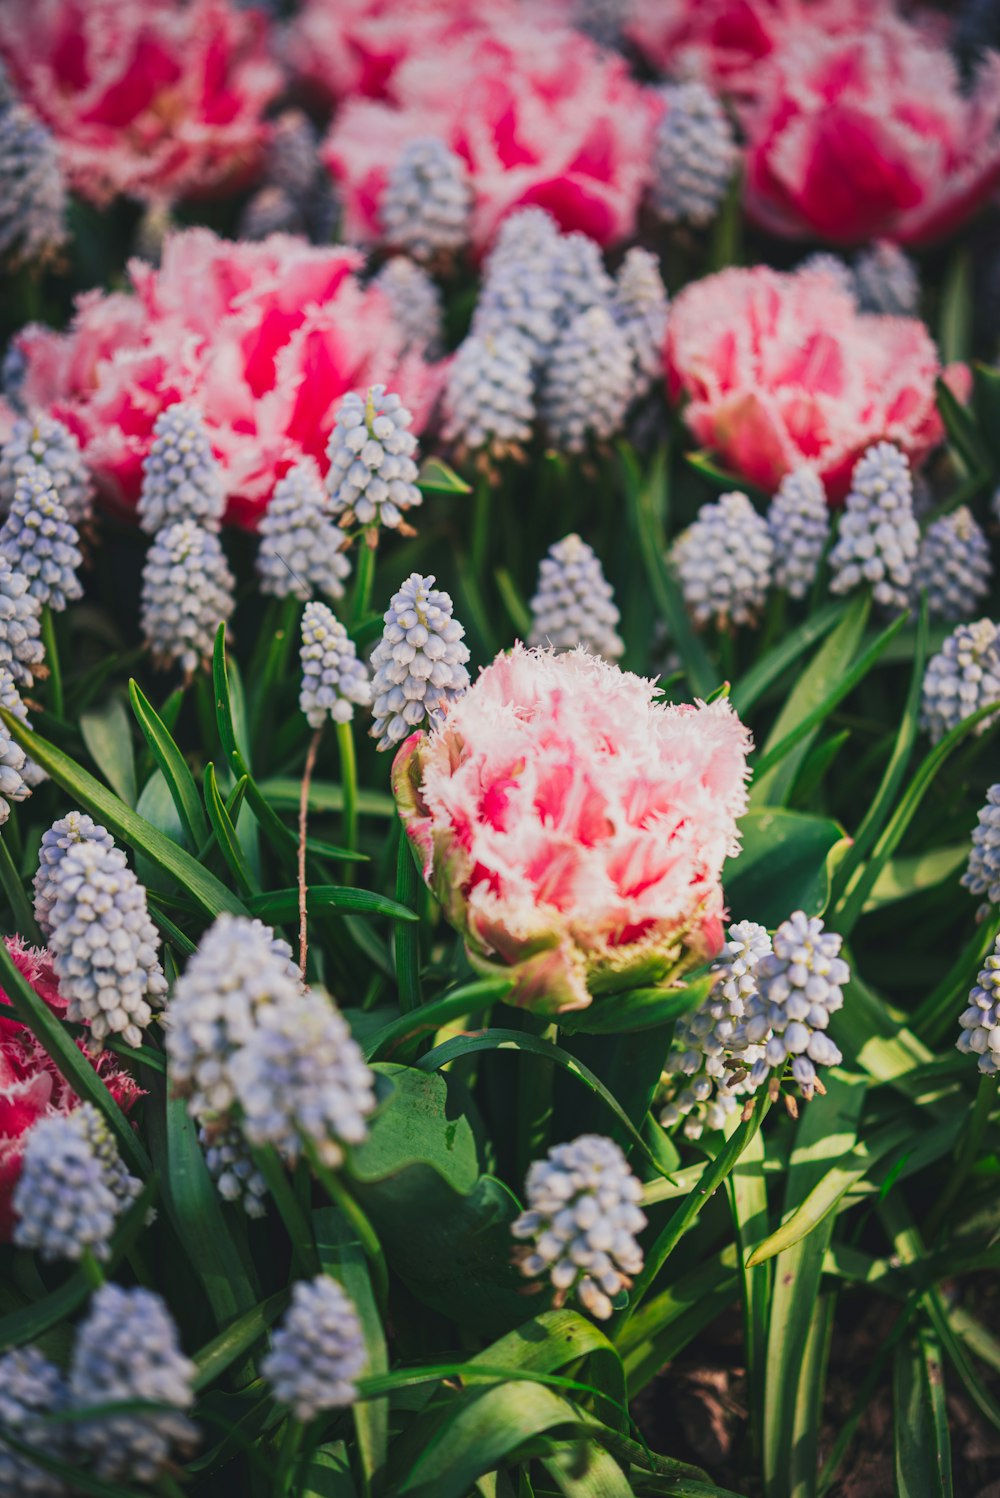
<box><xmin>0</xmin><ymin>0</ymin><xmax>282</xmax><ymax>207</ymax></box>
<box><xmin>665</xmin><ymin>265</ymin><xmax>965</xmax><ymax>501</ymax></box>
<box><xmin>393</xmin><ymin>647</ymin><xmax>752</xmax><ymax>1015</ymax></box>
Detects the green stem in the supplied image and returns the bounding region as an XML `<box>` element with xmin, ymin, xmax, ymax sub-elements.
<box><xmin>274</xmin><ymin>1418</ymin><xmax>305</xmax><ymax>1496</ymax></box>
<box><xmin>925</xmin><ymin>1071</ymin><xmax>995</xmax><ymax>1243</ymax></box>
<box><xmin>156</xmin><ymin>1477</ymin><xmax>189</xmax><ymax>1498</ymax></box>
<box><xmin>335</xmin><ymin>719</ymin><xmax>358</xmax><ymax>887</ymax></box>
<box><xmin>613</xmin><ymin>1091</ymin><xmax>771</xmax><ymax>1336</ymax></box>
<box><xmin>79</xmin><ymin>1248</ymin><xmax>105</xmax><ymax>1292</ymax></box>
<box><xmin>298</xmin><ymin>727</ymin><xmax>323</xmax><ymax>976</ymax></box>
<box><xmin>350</xmin><ymin>530</ymin><xmax>378</xmax><ymax>626</ymax></box>
<box><xmin>305</xmin><ymin>1141</ymin><xmax>390</xmax><ymax>1310</ymax></box>
<box><xmin>0</xmin><ymin>832</ymin><xmax>41</xmax><ymax>942</ymax></box>
<box><xmin>253</xmin><ymin>1146</ymin><xmax>320</xmax><ymax>1277</ymax></box>
<box><xmin>394</xmin><ymin>827</ymin><xmax>422</xmax><ymax>1014</ymax></box>
<box><xmin>717</xmin><ymin>628</ymin><xmax>737</xmax><ymax>685</ymax></box>
<box><xmin>471</xmin><ymin>476</ymin><xmax>491</xmax><ymax>588</ymax></box>
<box><xmin>40</xmin><ymin>606</ymin><xmax>63</xmax><ymax>719</ymax></box>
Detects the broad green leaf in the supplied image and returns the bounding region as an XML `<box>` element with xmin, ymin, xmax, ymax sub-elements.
<box><xmin>762</xmin><ymin>1075</ymin><xmax>865</xmax><ymax>1498</ymax></box>
<box><xmin>863</xmin><ymin>845</ymin><xmax>968</xmax><ymax>911</ymax></box>
<box><xmin>247</xmin><ymin>884</ymin><xmax>418</xmax><ymax>924</ymax></box>
<box><xmin>541</xmin><ymin>1443</ymin><xmax>635</xmax><ymax>1498</ymax></box>
<box><xmin>0</xmin><ymin>833</ymin><xmax>40</xmax><ymax>941</ymax></box>
<box><xmin>724</xmin><ymin>808</ymin><xmax>848</xmax><ymax>927</ymax></box>
<box><xmin>80</xmin><ymin>694</ymin><xmax>137</xmax><ymax>806</ymax></box>
<box><xmin>301</xmin><ymin>1444</ymin><xmax>359</xmax><ymax>1498</ymax></box>
<box><xmin>938</xmin><ymin>248</ymin><xmax>972</xmax><ymax>366</ymax></box>
<box><xmin>0</xmin><ymin>709</ymin><xmax>248</xmax><ymax>920</ymax></box>
<box><xmin>728</xmin><ymin>1127</ymin><xmax>769</xmax><ymax>1461</ymax></box>
<box><xmin>730</xmin><ymin>603</ymin><xmax>848</xmax><ymax>718</ymax></box>
<box><xmin>618</xmin><ymin>1247</ymin><xmax>741</xmax><ymax>1393</ymax></box>
<box><xmin>893</xmin><ymin>1329</ymin><xmax>953</xmax><ymax>1498</ymax></box>
<box><xmin>129</xmin><ymin>679</ymin><xmax>208</xmax><ymax>847</ymax></box>
<box><xmin>365</xmin><ymin>977</ymin><xmax>514</xmax><ymax>1062</ymax></box>
<box><xmin>750</xmin><ymin>594</ymin><xmax>869</xmax><ymax>806</ymax></box>
<box><xmin>467</xmin><ymin>1310</ymin><xmax>627</xmax><ymax>1436</ymax></box>
<box><xmin>0</xmin><ymin>938</ymin><xmax>150</xmax><ymax>1177</ymax></box>
<box><xmin>559</xmin><ymin>975</ymin><xmax>713</xmax><ymax>1036</ymax></box>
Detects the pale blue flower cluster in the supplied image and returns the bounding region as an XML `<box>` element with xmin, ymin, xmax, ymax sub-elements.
<box><xmin>0</xmin><ymin>103</ymin><xmax>66</xmax><ymax>270</ymax></box>
<box><xmin>256</xmin><ymin>459</ymin><xmax>351</xmax><ymax>602</ymax></box>
<box><xmin>0</xmin><ymin>668</ymin><xmax>43</xmax><ymax>789</ymax></box>
<box><xmin>0</xmin><ymin>1345</ymin><xmax>68</xmax><ymax>1496</ymax></box>
<box><xmin>69</xmin><ymin>1284</ymin><xmax>197</xmax><ymax>1483</ymax></box>
<box><xmin>380</xmin><ymin>137</ymin><xmax>471</xmax><ymax>261</ymax></box>
<box><xmin>673</xmin><ymin>491</ymin><xmax>774</xmax><ymax>629</ymax></box>
<box><xmin>651</xmin><ymin>81</ymin><xmax>736</xmax><ymax>227</ymax></box>
<box><xmin>912</xmin><ymin>506</ymin><xmax>992</xmax><ymax>621</ymax></box>
<box><xmin>767</xmin><ymin>467</ymin><xmax>830</xmax><ymax>600</ymax></box>
<box><xmin>962</xmin><ymin>784</ymin><xmax>1000</xmax><ymax>912</ymax></box>
<box><xmin>137</xmin><ymin>403</ymin><xmax>225</xmax><ymax>535</ymax></box>
<box><xmin>442</xmin><ymin>330</ymin><xmax>536</xmax><ymax>463</ymax></box>
<box><xmin>612</xmin><ymin>247</ymin><xmax>669</xmax><ymax>400</ymax></box>
<box><xmin>0</xmin><ymin>467</ymin><xmax>83</xmax><ymax>611</ymax></box>
<box><xmin>829</xmin><ymin>442</ymin><xmax>919</xmax><ymax>610</ymax></box>
<box><xmin>732</xmin><ymin>911</ymin><xmax>847</xmax><ymax>1099</ymax></box>
<box><xmin>12</xmin><ymin>1108</ymin><xmax>121</xmax><ymax>1263</ymax></box>
<box><xmin>0</xmin><ymin>691</ymin><xmax>29</xmax><ymax>827</ymax></box>
<box><xmin>528</xmin><ymin>534</ymin><xmax>623</xmax><ymax>659</ymax></box>
<box><xmin>511</xmin><ymin>1134</ymin><xmax>647</xmax><ymax>1321</ymax></box>
<box><xmin>0</xmin><ymin>557</ymin><xmax>44</xmax><ymax>687</ymax></box>
<box><xmin>920</xmin><ymin>618</ymin><xmax>1000</xmax><ymax>744</ymax></box>
<box><xmin>374</xmin><ymin>256</ymin><xmax>444</xmax><ymax>357</ymax></box>
<box><xmin>239</xmin><ymin>109</ymin><xmax>336</xmax><ymax>243</ymax></box>
<box><xmin>200</xmin><ymin>1124</ymin><xmax>268</xmax><ymax>1219</ymax></box>
<box><xmin>369</xmin><ymin>572</ymin><xmax>470</xmax><ymax>750</ymax></box>
<box><xmin>853</xmin><ymin>241</ymin><xmax>919</xmax><ymax>315</ymax></box>
<box><xmin>957</xmin><ymin>935</ymin><xmax>1000</xmax><ymax>1076</ymax></box>
<box><xmin>299</xmin><ymin>600</ymin><xmax>371</xmax><ymax>727</ymax></box>
<box><xmin>33</xmin><ymin>811</ymin><xmax>115</xmax><ymax>935</ymax></box>
<box><xmin>45</xmin><ymin>836</ymin><xmax>167</xmax><ymax>1050</ymax></box>
<box><xmin>140</xmin><ymin>519</ymin><xmax>235</xmax><ymax>674</ymax></box>
<box><xmin>325</xmin><ymin>385</ymin><xmax>422</xmax><ymax>531</ymax></box>
<box><xmin>263</xmin><ymin>1276</ymin><xmax>367</xmax><ymax>1420</ymax></box>
<box><xmin>0</xmin><ymin>413</ymin><xmax>93</xmax><ymax>525</ymax></box>
<box><xmin>540</xmin><ymin>305</ymin><xmax>634</xmax><ymax>454</ymax></box>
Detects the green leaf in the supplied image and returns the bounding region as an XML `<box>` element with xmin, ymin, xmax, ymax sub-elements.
<box><xmin>938</xmin><ymin>247</ymin><xmax>972</xmax><ymax>366</ymax></box>
<box><xmin>971</xmin><ymin>361</ymin><xmax>1000</xmax><ymax>468</ymax></box>
<box><xmin>541</xmin><ymin>1443</ymin><xmax>635</xmax><ymax>1497</ymax></box>
<box><xmin>558</xmin><ymin>975</ymin><xmax>713</xmax><ymax>1036</ymax></box>
<box><xmin>750</xmin><ymin>593</ymin><xmax>870</xmax><ymax>806</ymax></box>
<box><xmin>247</xmin><ymin>885</ymin><xmax>419</xmax><ymax>924</ymax></box>
<box><xmin>683</xmin><ymin>450</ymin><xmax>768</xmax><ymax>503</ymax></box>
<box><xmin>417</xmin><ymin>456</ymin><xmax>473</xmax><ymax>494</ymax></box>
<box><xmin>0</xmin><ymin>709</ymin><xmax>248</xmax><ymax>920</ymax></box>
<box><xmin>863</xmin><ymin>845</ymin><xmax>968</xmax><ymax>911</ymax></box>
<box><xmin>893</xmin><ymin>1329</ymin><xmax>953</xmax><ymax>1498</ymax></box>
<box><xmin>761</xmin><ymin>1076</ymin><xmax>866</xmax><ymax>1498</ymax></box>
<box><xmin>934</xmin><ymin>374</ymin><xmax>991</xmax><ymax>476</ymax></box>
<box><xmin>723</xmin><ymin>808</ymin><xmax>848</xmax><ymax>927</ymax></box>
<box><xmin>731</xmin><ymin>602</ymin><xmax>848</xmax><ymax>718</ymax></box>
<box><xmin>300</xmin><ymin>1445</ymin><xmax>359</xmax><ymax>1498</ymax></box>
<box><xmin>0</xmin><ymin>937</ymin><xmax>150</xmax><ymax>1178</ymax></box>
<box><xmin>192</xmin><ymin>1291</ymin><xmax>289</xmax><ymax>1391</ymax></box>
<box><xmin>204</xmin><ymin>763</ymin><xmax>257</xmax><ymax>896</ymax></box>
<box><xmin>365</xmin><ymin>977</ymin><xmax>514</xmax><ymax>1062</ymax></box>
<box><xmin>258</xmin><ymin>777</ymin><xmax>396</xmax><ymax>818</ymax></box>
<box><xmin>128</xmin><ymin>679</ymin><xmax>208</xmax><ymax>847</ymax></box>
<box><xmin>494</xmin><ymin>567</ymin><xmax>532</xmax><ymax>639</ymax></box>
<box><xmin>80</xmin><ymin>695</ymin><xmax>137</xmax><ymax>806</ymax></box>
<box><xmin>728</xmin><ymin>1127</ymin><xmax>769</xmax><ymax>1462</ymax></box>
<box><xmin>622</xmin><ymin>444</ymin><xmax>716</xmax><ymax>699</ymax></box>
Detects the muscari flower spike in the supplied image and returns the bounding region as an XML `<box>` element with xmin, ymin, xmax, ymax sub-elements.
<box><xmin>200</xmin><ymin>1124</ymin><xmax>268</xmax><ymax>1219</ymax></box>
<box><xmin>541</xmin><ymin>305</ymin><xmax>634</xmax><ymax>454</ymax></box>
<box><xmin>229</xmin><ymin>986</ymin><xmax>377</xmax><ymax>1168</ymax></box>
<box><xmin>442</xmin><ymin>330</ymin><xmax>536</xmax><ymax>467</ymax></box>
<box><xmin>659</xmin><ymin>921</ymin><xmax>772</xmax><ymax>1139</ymax></box>
<box><xmin>767</xmin><ymin>466</ymin><xmax>830</xmax><ymax>600</ymax></box>
<box><xmin>256</xmin><ymin>458</ymin><xmax>351</xmax><ymax>603</ymax></box>
<box><xmin>797</xmin><ymin>252</ymin><xmax>855</xmax><ymax>295</ymax></box>
<box><xmin>140</xmin><ymin>519</ymin><xmax>235</xmax><ymax>676</ymax></box>
<box><xmin>511</xmin><ymin>1134</ymin><xmax>647</xmax><ymax>1321</ymax></box>
<box><xmin>0</xmin><ymin>1345</ymin><xmax>69</xmax><ymax>1497</ymax></box>
<box><xmin>0</xmin><ymin>697</ymin><xmax>30</xmax><ymax>827</ymax></box>
<box><xmin>0</xmin><ymin>102</ymin><xmax>66</xmax><ymax>270</ymax></box>
<box><xmin>263</xmin><ymin>1276</ymin><xmax>367</xmax><ymax>1421</ymax></box>
<box><xmin>732</xmin><ymin>911</ymin><xmax>847</xmax><ymax>1103</ymax></box>
<box><xmin>33</xmin><ymin>811</ymin><xmax>115</xmax><ymax>936</ymax></box>
<box><xmin>137</xmin><ymin>403</ymin><xmax>226</xmax><ymax>536</ymax></box>
<box><xmin>299</xmin><ymin>600</ymin><xmax>371</xmax><ymax>727</ymax></box>
<box><xmin>0</xmin><ymin>465</ymin><xmax>82</xmax><ymax>611</ymax></box>
<box><xmin>853</xmin><ymin>240</ymin><xmax>920</xmax><ymax>316</ymax></box>
<box><xmin>0</xmin><ymin>668</ymin><xmax>43</xmax><ymax>788</ymax></box>
<box><xmin>0</xmin><ymin>412</ymin><xmax>93</xmax><ymax>526</ymax></box>
<box><xmin>0</xmin><ymin>557</ymin><xmax>44</xmax><ymax>688</ymax></box>
<box><xmin>528</xmin><ymin>533</ymin><xmax>623</xmax><ymax>660</ymax></box>
<box><xmin>374</xmin><ymin>256</ymin><xmax>444</xmax><ymax>358</ymax></box>
<box><xmin>962</xmin><ymin>784</ymin><xmax>1000</xmax><ymax>914</ymax></box>
<box><xmin>957</xmin><ymin>933</ymin><xmax>1000</xmax><ymax>1075</ymax></box>
<box><xmin>651</xmin><ymin>81</ymin><xmax>737</xmax><ymax>228</ymax></box>
<box><xmin>920</xmin><ymin>618</ymin><xmax>1000</xmax><ymax>744</ymax></box>
<box><xmin>612</xmin><ymin>247</ymin><xmax>669</xmax><ymax>400</ymax></box>
<box><xmin>369</xmin><ymin>572</ymin><xmax>470</xmax><ymax>750</ymax></box>
<box><xmin>829</xmin><ymin>442</ymin><xmax>920</xmax><ymax>611</ymax></box>
<box><xmin>45</xmin><ymin>838</ymin><xmax>168</xmax><ymax>1051</ymax></box>
<box><xmin>912</xmin><ymin>505</ymin><xmax>992</xmax><ymax>621</ymax></box>
<box><xmin>12</xmin><ymin>1107</ymin><xmax>122</xmax><ymax>1264</ymax></box>
<box><xmin>325</xmin><ymin>385</ymin><xmax>422</xmax><ymax>532</ymax></box>
<box><xmin>380</xmin><ymin>137</ymin><xmax>471</xmax><ymax>263</ymax></box>
<box><xmin>673</xmin><ymin>491</ymin><xmax>774</xmax><ymax>630</ymax></box>
<box><xmin>69</xmin><ymin>1284</ymin><xmax>197</xmax><ymax>1484</ymax></box>
<box><xmin>547</xmin><ymin>233</ymin><xmax>615</xmax><ymax>330</ymax></box>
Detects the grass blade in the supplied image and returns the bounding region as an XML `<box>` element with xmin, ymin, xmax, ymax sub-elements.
<box><xmin>129</xmin><ymin>678</ymin><xmax>209</xmax><ymax>848</ymax></box>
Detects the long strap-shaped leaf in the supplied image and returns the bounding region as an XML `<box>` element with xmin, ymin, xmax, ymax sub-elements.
<box><xmin>0</xmin><ymin>707</ymin><xmax>248</xmax><ymax>920</ymax></box>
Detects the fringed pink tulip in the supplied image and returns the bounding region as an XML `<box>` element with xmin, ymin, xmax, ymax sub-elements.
<box><xmin>393</xmin><ymin>646</ymin><xmax>752</xmax><ymax>1016</ymax></box>
<box><xmin>665</xmin><ymin>265</ymin><xmax>967</xmax><ymax>500</ymax></box>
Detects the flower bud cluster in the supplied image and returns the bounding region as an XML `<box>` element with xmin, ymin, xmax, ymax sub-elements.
<box><xmin>263</xmin><ymin>1276</ymin><xmax>367</xmax><ymax>1420</ymax></box>
<box><xmin>369</xmin><ymin>573</ymin><xmax>470</xmax><ymax>750</ymax></box>
<box><xmin>325</xmin><ymin>385</ymin><xmax>422</xmax><ymax>532</ymax></box>
<box><xmin>673</xmin><ymin>491</ymin><xmax>774</xmax><ymax>629</ymax></box>
<box><xmin>528</xmin><ymin>534</ymin><xmax>623</xmax><ymax>660</ymax></box>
